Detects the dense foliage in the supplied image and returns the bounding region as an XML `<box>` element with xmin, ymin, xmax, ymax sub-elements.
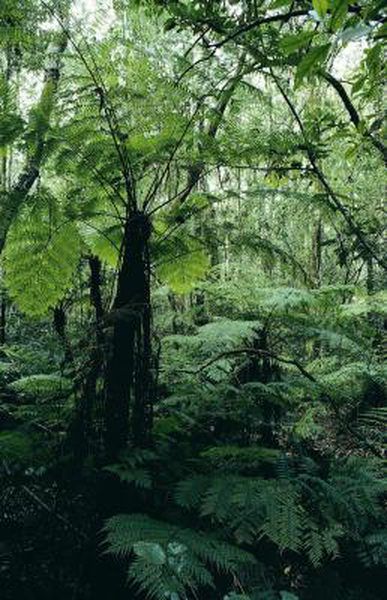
<box><xmin>0</xmin><ymin>1</ymin><xmax>385</xmax><ymax>599</ymax></box>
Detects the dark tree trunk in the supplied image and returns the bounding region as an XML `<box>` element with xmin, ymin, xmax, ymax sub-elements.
<box><xmin>311</xmin><ymin>220</ymin><xmax>323</xmax><ymax>358</ymax></box>
<box><xmin>89</xmin><ymin>255</ymin><xmax>104</xmax><ymax>336</ymax></box>
<box><xmin>100</xmin><ymin>50</ymin><xmax>244</xmax><ymax>461</ymax></box>
<box><xmin>81</xmin><ymin>255</ymin><xmax>106</xmax><ymax>457</ymax></box>
<box><xmin>66</xmin><ymin>256</ymin><xmax>105</xmax><ymax>462</ymax></box>
<box><xmin>233</xmin><ymin>328</ymin><xmax>280</xmax><ymax>446</ymax></box>
<box><xmin>104</xmin><ymin>211</ymin><xmax>153</xmax><ymax>460</ymax></box>
<box><xmin>311</xmin><ymin>218</ymin><xmax>323</xmax><ymax>288</ymax></box>
<box><xmin>365</xmin><ymin>255</ymin><xmax>384</xmax><ymax>353</ymax></box>
<box><xmin>366</xmin><ymin>255</ymin><xmax>374</xmax><ymax>295</ymax></box>
<box><xmin>53</xmin><ymin>304</ymin><xmax>74</xmax><ymax>367</ymax></box>
<box><xmin>0</xmin><ymin>293</ymin><xmax>6</xmax><ymax>345</ymax></box>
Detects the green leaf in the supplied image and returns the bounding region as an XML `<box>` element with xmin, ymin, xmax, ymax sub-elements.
<box><xmin>330</xmin><ymin>0</ymin><xmax>348</xmax><ymax>31</ymax></box>
<box><xmin>157</xmin><ymin>237</ymin><xmax>210</xmax><ymax>294</ymax></box>
<box><xmin>4</xmin><ymin>209</ymin><xmax>81</xmax><ymax>316</ymax></box>
<box><xmin>280</xmin><ymin>592</ymin><xmax>299</xmax><ymax>600</ymax></box>
<box><xmin>295</xmin><ymin>44</ymin><xmax>330</xmax><ymax>84</ymax></box>
<box><xmin>133</xmin><ymin>542</ymin><xmax>166</xmax><ymax>565</ymax></box>
<box><xmin>104</xmin><ymin>513</ymin><xmax>255</xmax><ymax>599</ymax></box>
<box><xmin>312</xmin><ymin>0</ymin><xmax>329</xmax><ymax>18</ymax></box>
<box><xmin>270</xmin><ymin>0</ymin><xmax>293</xmax><ymax>7</ymax></box>
<box><xmin>0</xmin><ymin>75</ymin><xmax>24</xmax><ymax>147</ymax></box>
<box><xmin>0</xmin><ymin>431</ymin><xmax>34</xmax><ymax>463</ymax></box>
<box><xmin>83</xmin><ymin>223</ymin><xmax>121</xmax><ymax>267</ymax></box>
<box><xmin>10</xmin><ymin>374</ymin><xmax>72</xmax><ymax>399</ymax></box>
<box><xmin>104</xmin><ymin>465</ymin><xmax>153</xmax><ymax>488</ymax></box>
<box><xmin>280</xmin><ymin>31</ymin><xmax>315</xmax><ymax>54</ymax></box>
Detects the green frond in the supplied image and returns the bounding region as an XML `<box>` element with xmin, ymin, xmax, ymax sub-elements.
<box><xmin>4</xmin><ymin>205</ymin><xmax>81</xmax><ymax>316</ymax></box>
<box><xmin>9</xmin><ymin>373</ymin><xmax>72</xmax><ymax>400</ymax></box>
<box><xmin>104</xmin><ymin>513</ymin><xmax>256</xmax><ymax>599</ymax></box>
<box><xmin>259</xmin><ymin>483</ymin><xmax>305</xmax><ymax>552</ymax></box>
<box><xmin>357</xmin><ymin>529</ymin><xmax>387</xmax><ymax>567</ymax></box>
<box><xmin>304</xmin><ymin>521</ymin><xmax>343</xmax><ymax>567</ymax></box>
<box><xmin>200</xmin><ymin>445</ymin><xmax>281</xmax><ymax>467</ymax></box>
<box><xmin>0</xmin><ymin>431</ymin><xmax>34</xmax><ymax>463</ymax></box>
<box><xmin>175</xmin><ymin>475</ymin><xmax>212</xmax><ymax>510</ymax></box>
<box><xmin>0</xmin><ymin>75</ymin><xmax>24</xmax><ymax>149</ymax></box>
<box><xmin>104</xmin><ymin>448</ymin><xmax>156</xmax><ymax>489</ymax></box>
<box><xmin>82</xmin><ymin>222</ymin><xmax>121</xmax><ymax>267</ymax></box>
<box><xmin>0</xmin><ymin>430</ymin><xmax>50</xmax><ymax>465</ymax></box>
<box><xmin>156</xmin><ymin>233</ymin><xmax>210</xmax><ymax>294</ymax></box>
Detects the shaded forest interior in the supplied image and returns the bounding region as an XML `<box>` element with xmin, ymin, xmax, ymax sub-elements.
<box><xmin>0</xmin><ymin>1</ymin><xmax>386</xmax><ymax>599</ymax></box>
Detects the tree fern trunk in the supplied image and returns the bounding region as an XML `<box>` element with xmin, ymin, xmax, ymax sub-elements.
<box><xmin>89</xmin><ymin>255</ymin><xmax>104</xmax><ymax>343</ymax></box>
<box><xmin>53</xmin><ymin>304</ymin><xmax>74</xmax><ymax>368</ymax></box>
<box><xmin>0</xmin><ymin>292</ymin><xmax>5</xmax><ymax>345</ymax></box>
<box><xmin>67</xmin><ymin>256</ymin><xmax>105</xmax><ymax>462</ymax></box>
<box><xmin>104</xmin><ymin>211</ymin><xmax>153</xmax><ymax>459</ymax></box>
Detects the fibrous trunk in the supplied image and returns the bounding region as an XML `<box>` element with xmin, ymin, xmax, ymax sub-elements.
<box><xmin>104</xmin><ymin>211</ymin><xmax>153</xmax><ymax>460</ymax></box>
<box><xmin>0</xmin><ymin>293</ymin><xmax>5</xmax><ymax>345</ymax></box>
<box><xmin>53</xmin><ymin>304</ymin><xmax>74</xmax><ymax>367</ymax></box>
<box><xmin>67</xmin><ymin>256</ymin><xmax>105</xmax><ymax>461</ymax></box>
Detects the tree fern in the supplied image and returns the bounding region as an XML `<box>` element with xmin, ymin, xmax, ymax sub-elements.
<box><xmin>104</xmin><ymin>513</ymin><xmax>256</xmax><ymax>599</ymax></box>
<box><xmin>174</xmin><ymin>453</ymin><xmax>386</xmax><ymax>567</ymax></box>
<box><xmin>201</xmin><ymin>445</ymin><xmax>281</xmax><ymax>468</ymax></box>
<box><xmin>104</xmin><ymin>448</ymin><xmax>156</xmax><ymax>489</ymax></box>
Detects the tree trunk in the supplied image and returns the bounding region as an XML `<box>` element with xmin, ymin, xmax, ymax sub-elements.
<box><xmin>0</xmin><ymin>292</ymin><xmax>6</xmax><ymax>345</ymax></box>
<box><xmin>365</xmin><ymin>255</ymin><xmax>384</xmax><ymax>352</ymax></box>
<box><xmin>0</xmin><ymin>32</ymin><xmax>67</xmax><ymax>255</ymax></box>
<box><xmin>104</xmin><ymin>211</ymin><xmax>153</xmax><ymax>459</ymax></box>
<box><xmin>233</xmin><ymin>328</ymin><xmax>279</xmax><ymax>445</ymax></box>
<box><xmin>89</xmin><ymin>255</ymin><xmax>104</xmax><ymax>341</ymax></box>
<box><xmin>53</xmin><ymin>304</ymin><xmax>74</xmax><ymax>367</ymax></box>
<box><xmin>66</xmin><ymin>256</ymin><xmax>105</xmax><ymax>461</ymax></box>
<box><xmin>311</xmin><ymin>219</ymin><xmax>323</xmax><ymax>358</ymax></box>
<box><xmin>366</xmin><ymin>255</ymin><xmax>374</xmax><ymax>295</ymax></box>
<box><xmin>311</xmin><ymin>218</ymin><xmax>323</xmax><ymax>288</ymax></box>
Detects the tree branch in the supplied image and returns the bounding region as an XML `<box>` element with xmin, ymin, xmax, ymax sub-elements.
<box><xmin>211</xmin><ymin>10</ymin><xmax>309</xmax><ymax>49</ymax></box>
<box><xmin>270</xmin><ymin>71</ymin><xmax>386</xmax><ymax>269</ymax></box>
<box><xmin>187</xmin><ymin>347</ymin><xmax>317</xmax><ymax>381</ymax></box>
<box><xmin>321</xmin><ymin>71</ymin><xmax>387</xmax><ymax>164</ymax></box>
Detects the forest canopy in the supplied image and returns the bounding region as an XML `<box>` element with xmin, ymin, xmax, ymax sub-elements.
<box><xmin>0</xmin><ymin>1</ymin><xmax>386</xmax><ymax>599</ymax></box>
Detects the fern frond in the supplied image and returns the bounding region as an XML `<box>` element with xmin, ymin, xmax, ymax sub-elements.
<box><xmin>104</xmin><ymin>513</ymin><xmax>256</xmax><ymax>599</ymax></box>
<box><xmin>357</xmin><ymin>529</ymin><xmax>387</xmax><ymax>567</ymax></box>
<box><xmin>9</xmin><ymin>374</ymin><xmax>72</xmax><ymax>400</ymax></box>
<box><xmin>104</xmin><ymin>448</ymin><xmax>157</xmax><ymax>489</ymax></box>
<box><xmin>4</xmin><ymin>203</ymin><xmax>81</xmax><ymax>316</ymax></box>
<box><xmin>304</xmin><ymin>521</ymin><xmax>343</xmax><ymax>567</ymax></box>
